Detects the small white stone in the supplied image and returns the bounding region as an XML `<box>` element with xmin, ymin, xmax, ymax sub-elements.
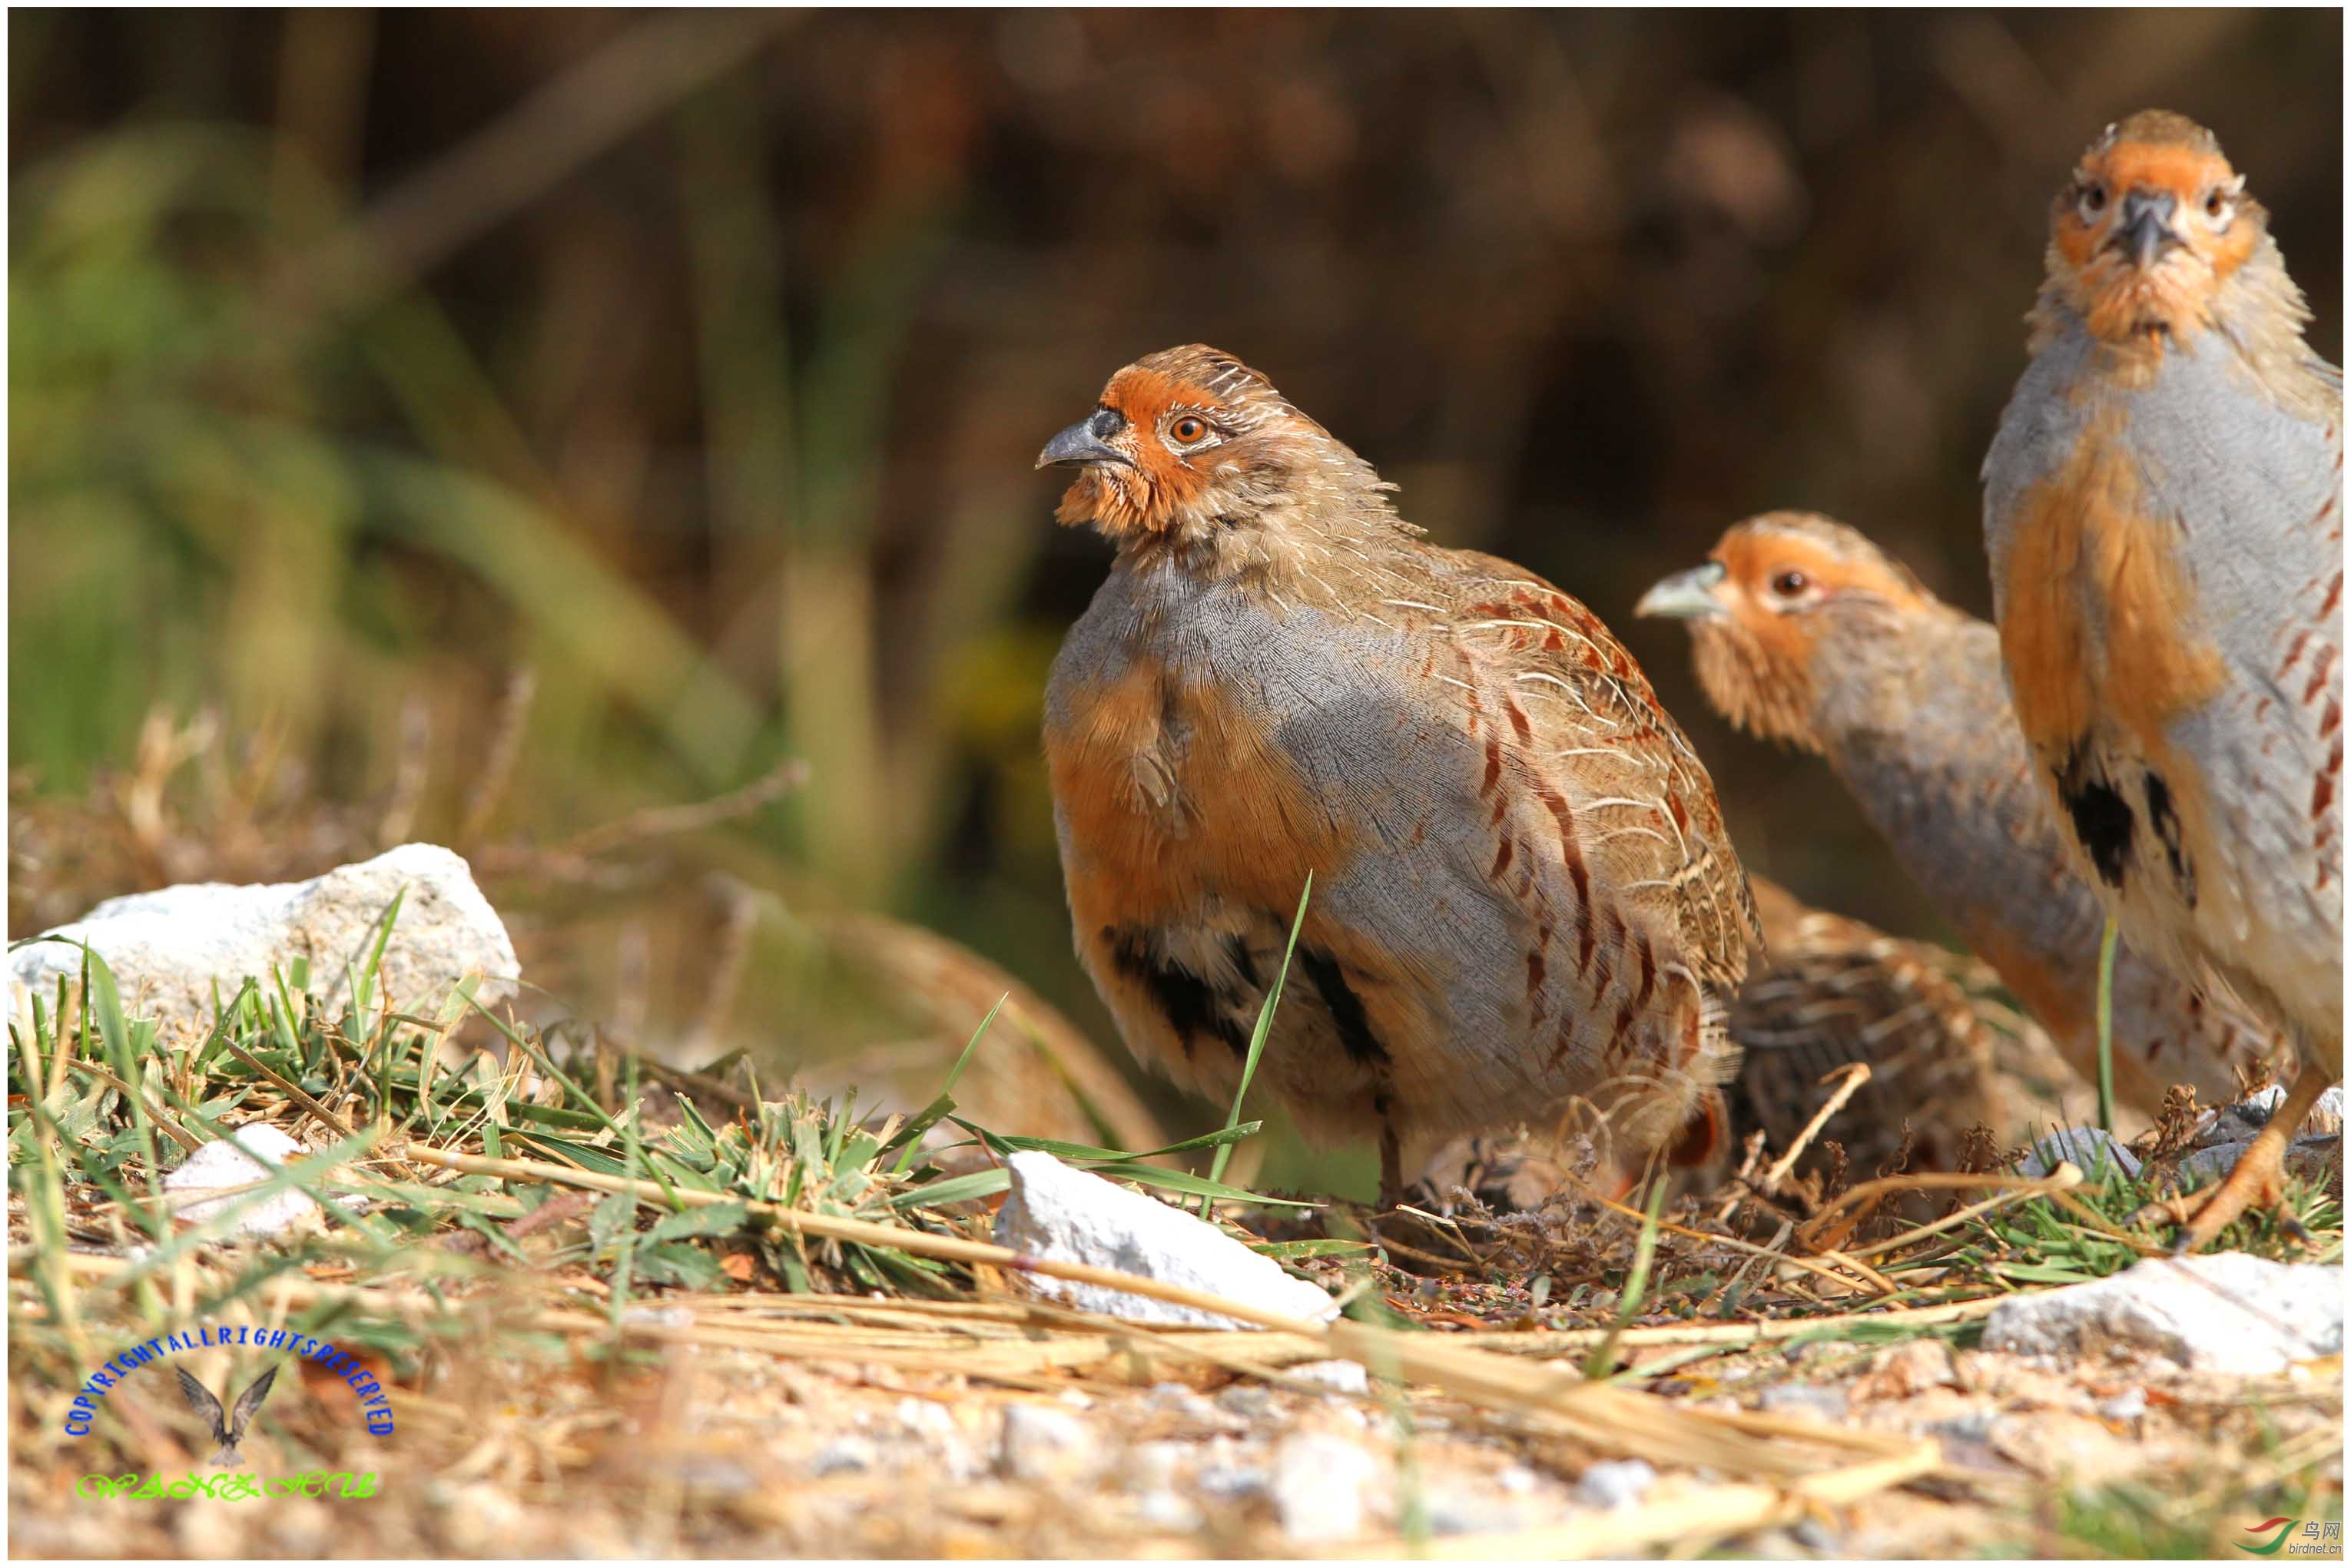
<box><xmin>1218</xmin><ymin>1383</ymin><xmax>1275</xmax><ymax>1417</ymax></box>
<box><xmin>1758</xmin><ymin>1383</ymin><xmax>1848</xmax><ymax>1424</ymax></box>
<box><xmin>1928</xmin><ymin>1409</ymin><xmax>1998</xmax><ymax>1444</ymax></box>
<box><xmin>894</xmin><ymin>1396</ymin><xmax>957</xmax><ymax>1440</ymax></box>
<box><xmin>1136</xmin><ymin>1490</ymin><xmax>1204</xmax><ymax>1533</ymax></box>
<box><xmin>618</xmin><ymin>1305</ymin><xmax>693</xmax><ymax>1328</ymax></box>
<box><xmin>2017</xmin><ymin>1127</ymin><xmax>2140</xmax><ymax>1180</ymax></box>
<box><xmin>992</xmin><ymin>1152</ymin><xmax>1339</xmax><ymax>1329</ymax></box>
<box><xmin>1576</xmin><ymin>1458</ymin><xmax>1657</xmax><ymax>1511</ymax></box>
<box><xmin>1123</xmin><ymin>1440</ymin><xmax>1188</xmax><ymax>1493</ymax></box>
<box><xmin>1983</xmin><ymin>1251</ymin><xmax>2343</xmax><ymax>1374</ymax></box>
<box><xmin>2097</xmin><ymin>1387</ymin><xmax>2147</xmax><ymax>1422</ymax></box>
<box><xmin>164</xmin><ymin>1126</ymin><xmax>320</xmax><ymax>1239</ymax></box>
<box><xmin>1195</xmin><ymin>1461</ymin><xmax>1269</xmax><ymax>1500</ymax></box>
<box><xmin>1288</xmin><ymin>1358</ymin><xmax>1370</xmax><ymax>1397</ymax></box>
<box><xmin>1271</xmin><ymin>1432</ymin><xmax>1379</xmax><ymax>1542</ymax></box>
<box><xmin>807</xmin><ymin>1437</ymin><xmax>875</xmax><ymax>1477</ymax></box>
<box><xmin>996</xmin><ymin>1403</ymin><xmax>1094</xmax><ymax>1483</ymax></box>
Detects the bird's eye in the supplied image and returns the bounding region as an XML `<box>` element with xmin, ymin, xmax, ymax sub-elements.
<box><xmin>1769</xmin><ymin>569</ymin><xmax>1810</xmax><ymax>598</ymax></box>
<box><xmin>2076</xmin><ymin>181</ymin><xmax>2108</xmax><ymax>222</ymax></box>
<box><xmin>2203</xmin><ymin>186</ymin><xmax>2236</xmax><ymax>229</ymax></box>
<box><xmin>1169</xmin><ymin>415</ymin><xmax>1208</xmax><ymax>445</ymax></box>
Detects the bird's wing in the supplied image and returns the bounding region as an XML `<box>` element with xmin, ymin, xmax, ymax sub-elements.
<box><xmin>1434</xmin><ymin>547</ymin><xmax>1761</xmax><ymax>992</ymax></box>
<box><xmin>2127</xmin><ymin>350</ymin><xmax>2343</xmax><ymax>957</ymax></box>
<box><xmin>225</xmin><ymin>1364</ymin><xmax>280</xmax><ymax>1443</ymax></box>
<box><xmin>174</xmin><ymin>1367</ymin><xmax>228</xmax><ymax>1444</ymax></box>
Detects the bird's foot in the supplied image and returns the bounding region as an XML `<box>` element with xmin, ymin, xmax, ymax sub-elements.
<box><xmin>2127</xmin><ymin>1065</ymin><xmax>2333</xmax><ymax>1254</ymax></box>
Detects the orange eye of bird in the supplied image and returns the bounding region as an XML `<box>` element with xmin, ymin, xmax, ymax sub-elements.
<box><xmin>1169</xmin><ymin>416</ymin><xmax>1207</xmax><ymax>445</ymax></box>
<box><xmin>1770</xmin><ymin>569</ymin><xmax>1809</xmax><ymax>598</ymax></box>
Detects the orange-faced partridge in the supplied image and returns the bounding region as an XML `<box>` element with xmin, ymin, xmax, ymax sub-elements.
<box><xmin>1638</xmin><ymin>512</ymin><xmax>2283</xmax><ymax>1122</ymax></box>
<box><xmin>1038</xmin><ymin>345</ymin><xmax>1759</xmax><ymax>1202</ymax></box>
<box><xmin>1981</xmin><ymin>111</ymin><xmax>2341</xmax><ymax>1248</ymax></box>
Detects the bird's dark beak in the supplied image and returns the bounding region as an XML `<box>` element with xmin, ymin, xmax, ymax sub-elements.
<box><xmin>2110</xmin><ymin>189</ymin><xmax>2180</xmax><ymax>270</ymax></box>
<box><xmin>1036</xmin><ymin>408</ymin><xmax>1133</xmax><ymax>471</ymax></box>
<box><xmin>1634</xmin><ymin>561</ymin><xmax>1729</xmax><ymax>621</ymax></box>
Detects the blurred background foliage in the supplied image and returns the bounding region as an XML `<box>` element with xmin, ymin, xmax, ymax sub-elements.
<box><xmin>8</xmin><ymin>9</ymin><xmax>2343</xmax><ymax>1190</ymax></box>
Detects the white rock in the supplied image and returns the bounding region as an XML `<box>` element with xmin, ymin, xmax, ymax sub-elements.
<box><xmin>1195</xmin><ymin>1462</ymin><xmax>1268</xmax><ymax>1501</ymax></box>
<box><xmin>1135</xmin><ymin>1490</ymin><xmax>1204</xmax><ymax>1533</ymax></box>
<box><xmin>1982</xmin><ymin>1251</ymin><xmax>2344</xmax><ymax>1374</ymax></box>
<box><xmin>894</xmin><ymin>1396</ymin><xmax>957</xmax><ymax>1441</ymax></box>
<box><xmin>1758</xmin><ymin>1383</ymin><xmax>1849</xmax><ymax>1424</ymax></box>
<box><xmin>2197</xmin><ymin>1085</ymin><xmax>2344</xmax><ymax>1148</ymax></box>
<box><xmin>1576</xmin><ymin>1457</ymin><xmax>1657</xmax><ymax>1510</ymax></box>
<box><xmin>164</xmin><ymin>1125</ymin><xmax>320</xmax><ymax>1238</ymax></box>
<box><xmin>9</xmin><ymin>844</ymin><xmax>517</xmax><ymax>1043</ymax></box>
<box><xmin>1289</xmin><ymin>1358</ymin><xmax>1371</xmax><ymax>1397</ymax></box>
<box><xmin>992</xmin><ymin>1152</ymin><xmax>1339</xmax><ymax>1329</ymax></box>
<box><xmin>807</xmin><ymin>1437</ymin><xmax>875</xmax><ymax>1477</ymax></box>
<box><xmin>2017</xmin><ymin>1127</ymin><xmax>2140</xmax><ymax>1180</ymax></box>
<box><xmin>2177</xmin><ymin>1135</ymin><xmax>2341</xmax><ymax>1188</ymax></box>
<box><xmin>1122</xmin><ymin>1440</ymin><xmax>1188</xmax><ymax>1493</ymax></box>
<box><xmin>996</xmin><ymin>1402</ymin><xmax>1094</xmax><ymax>1483</ymax></box>
<box><xmin>1271</xmin><ymin>1432</ymin><xmax>1378</xmax><ymax>1541</ymax></box>
<box><xmin>2097</xmin><ymin>1387</ymin><xmax>2147</xmax><ymax>1422</ymax></box>
<box><xmin>1217</xmin><ymin>1383</ymin><xmax>1275</xmax><ymax>1418</ymax></box>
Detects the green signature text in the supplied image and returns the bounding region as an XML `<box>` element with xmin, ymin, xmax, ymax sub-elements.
<box><xmin>78</xmin><ymin>1471</ymin><xmax>378</xmax><ymax>1502</ymax></box>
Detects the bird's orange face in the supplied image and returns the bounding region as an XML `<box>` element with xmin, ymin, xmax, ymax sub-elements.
<box><xmin>1037</xmin><ymin>345</ymin><xmax>1305</xmax><ymax>544</ymax></box>
<box><xmin>2048</xmin><ymin>111</ymin><xmax>2263</xmax><ymax>342</ymax></box>
<box><xmin>1636</xmin><ymin>513</ymin><xmax>1932</xmax><ymax>751</ymax></box>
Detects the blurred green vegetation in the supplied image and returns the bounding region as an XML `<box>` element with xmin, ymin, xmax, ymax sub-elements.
<box><xmin>9</xmin><ymin>11</ymin><xmax>2343</xmax><ymax>1188</ymax></box>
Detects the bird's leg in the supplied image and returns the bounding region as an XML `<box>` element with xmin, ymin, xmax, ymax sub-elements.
<box><xmin>2130</xmin><ymin>1063</ymin><xmax>2334</xmax><ymax>1253</ymax></box>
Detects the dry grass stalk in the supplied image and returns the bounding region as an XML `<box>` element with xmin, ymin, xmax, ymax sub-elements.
<box><xmin>1336</xmin><ymin>1445</ymin><xmax>1941</xmax><ymax>1560</ymax></box>
<box><xmin>387</xmin><ymin>1145</ymin><xmax>1935</xmax><ymax>1483</ymax></box>
<box><xmin>558</xmin><ymin>757</ymin><xmax>810</xmax><ymax>860</ymax></box>
<box><xmin>1568</xmin><ymin>1170</ymin><xmax>1896</xmax><ymax>1297</ymax></box>
<box><xmin>1760</xmin><ymin>1061</ymin><xmax>1872</xmax><ymax>1192</ymax></box>
<box><xmin>1835</xmin><ymin>1162</ymin><xmax>2087</xmax><ymax>1260</ymax></box>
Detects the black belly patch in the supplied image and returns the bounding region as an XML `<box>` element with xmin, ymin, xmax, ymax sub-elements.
<box><xmin>2056</xmin><ymin>745</ymin><xmax>2135</xmax><ymax>888</ymax></box>
<box><xmin>1298</xmin><ymin>946</ymin><xmax>1390</xmax><ymax>1068</ymax></box>
<box><xmin>2142</xmin><ymin>769</ymin><xmax>2196</xmax><ymax>906</ymax></box>
<box><xmin>1107</xmin><ymin>928</ymin><xmax>1255</xmax><ymax>1059</ymax></box>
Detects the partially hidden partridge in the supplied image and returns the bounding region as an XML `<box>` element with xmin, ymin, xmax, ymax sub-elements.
<box><xmin>1637</xmin><ymin>512</ymin><xmax>2283</xmax><ymax>1121</ymax></box>
<box><xmin>1726</xmin><ymin>874</ymin><xmax>2003</xmax><ymax>1182</ymax></box>
<box><xmin>1038</xmin><ymin>345</ymin><xmax>1759</xmax><ymax>1202</ymax></box>
<box><xmin>1981</xmin><ymin>111</ymin><xmax>2342</xmax><ymax>1248</ymax></box>
<box><xmin>1418</xmin><ymin>874</ymin><xmax>2004</xmax><ymax>1218</ymax></box>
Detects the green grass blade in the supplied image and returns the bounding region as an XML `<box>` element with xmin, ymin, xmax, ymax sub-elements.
<box><xmin>1200</xmin><ymin>872</ymin><xmax>1311</xmax><ymax>1216</ymax></box>
<box><xmin>2094</xmin><ymin>913</ymin><xmax>2119</xmax><ymax>1134</ymax></box>
<box><xmin>889</xmin><ymin>993</ymin><xmax>1005</xmax><ymax>1175</ymax></box>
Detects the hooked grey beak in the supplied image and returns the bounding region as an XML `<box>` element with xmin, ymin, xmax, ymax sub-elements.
<box><xmin>2110</xmin><ymin>189</ymin><xmax>2180</xmax><ymax>270</ymax></box>
<box><xmin>1635</xmin><ymin>561</ymin><xmax>1729</xmax><ymax>622</ymax></box>
<box><xmin>1036</xmin><ymin>408</ymin><xmax>1133</xmax><ymax>470</ymax></box>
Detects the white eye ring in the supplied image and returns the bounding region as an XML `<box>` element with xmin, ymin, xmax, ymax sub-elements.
<box><xmin>2202</xmin><ymin>184</ymin><xmax>2240</xmax><ymax>231</ymax></box>
<box><xmin>2076</xmin><ymin>182</ymin><xmax>2108</xmax><ymax>224</ymax></box>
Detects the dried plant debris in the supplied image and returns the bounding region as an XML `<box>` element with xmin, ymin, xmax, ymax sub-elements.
<box><xmin>9</xmin><ymin>927</ymin><xmax>2341</xmax><ymax>1557</ymax></box>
